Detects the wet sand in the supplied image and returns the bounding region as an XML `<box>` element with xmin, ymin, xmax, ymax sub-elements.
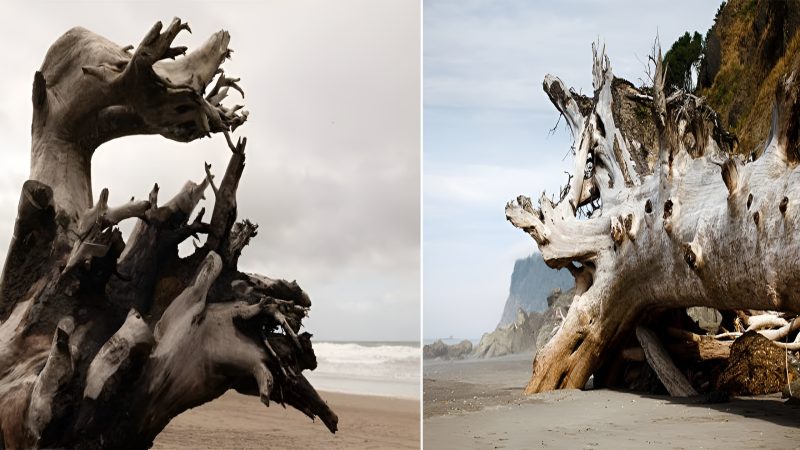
<box><xmin>424</xmin><ymin>353</ymin><xmax>800</xmax><ymax>449</ymax></box>
<box><xmin>153</xmin><ymin>391</ymin><xmax>419</xmax><ymax>449</ymax></box>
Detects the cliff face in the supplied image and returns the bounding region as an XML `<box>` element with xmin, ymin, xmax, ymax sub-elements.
<box><xmin>699</xmin><ymin>0</ymin><xmax>800</xmax><ymax>156</ymax></box>
<box><xmin>474</xmin><ymin>287</ymin><xmax>574</xmax><ymax>359</ymax></box>
<box><xmin>474</xmin><ymin>309</ymin><xmax>543</xmax><ymax>358</ymax></box>
<box><xmin>497</xmin><ymin>253</ymin><xmax>572</xmax><ymax>327</ymax></box>
<box><xmin>472</xmin><ymin>253</ymin><xmax>572</xmax><ymax>359</ymax></box>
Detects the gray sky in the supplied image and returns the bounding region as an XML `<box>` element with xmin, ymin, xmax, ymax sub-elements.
<box><xmin>423</xmin><ymin>0</ymin><xmax>722</xmax><ymax>339</ymax></box>
<box><xmin>0</xmin><ymin>1</ymin><xmax>420</xmax><ymax>342</ymax></box>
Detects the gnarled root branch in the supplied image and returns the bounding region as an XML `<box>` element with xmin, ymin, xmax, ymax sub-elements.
<box><xmin>0</xmin><ymin>18</ymin><xmax>332</xmax><ymax>449</ymax></box>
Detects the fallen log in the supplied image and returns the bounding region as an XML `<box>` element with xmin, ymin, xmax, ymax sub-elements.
<box><xmin>507</xmin><ymin>43</ymin><xmax>800</xmax><ymax>394</ymax></box>
<box><xmin>664</xmin><ymin>327</ymin><xmax>731</xmax><ymax>361</ymax></box>
<box><xmin>636</xmin><ymin>326</ymin><xmax>697</xmax><ymax>397</ymax></box>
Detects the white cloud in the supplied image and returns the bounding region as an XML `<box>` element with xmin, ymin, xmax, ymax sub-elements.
<box><xmin>425</xmin><ymin>162</ymin><xmax>567</xmax><ymax>209</ymax></box>
<box><xmin>0</xmin><ymin>0</ymin><xmax>420</xmax><ymax>342</ymax></box>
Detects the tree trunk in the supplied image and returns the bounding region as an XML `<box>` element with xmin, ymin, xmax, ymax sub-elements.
<box><xmin>507</xmin><ymin>44</ymin><xmax>800</xmax><ymax>394</ymax></box>
<box><xmin>0</xmin><ymin>18</ymin><xmax>336</xmax><ymax>449</ymax></box>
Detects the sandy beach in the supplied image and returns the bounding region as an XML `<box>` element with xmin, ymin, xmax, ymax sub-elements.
<box><xmin>424</xmin><ymin>353</ymin><xmax>800</xmax><ymax>449</ymax></box>
<box><xmin>153</xmin><ymin>391</ymin><xmax>419</xmax><ymax>449</ymax></box>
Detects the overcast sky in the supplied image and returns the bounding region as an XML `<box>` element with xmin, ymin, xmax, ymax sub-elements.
<box><xmin>0</xmin><ymin>1</ymin><xmax>420</xmax><ymax>342</ymax></box>
<box><xmin>423</xmin><ymin>0</ymin><xmax>722</xmax><ymax>340</ymax></box>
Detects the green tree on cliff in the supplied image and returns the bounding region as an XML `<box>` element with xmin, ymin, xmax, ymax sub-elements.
<box><xmin>663</xmin><ymin>31</ymin><xmax>704</xmax><ymax>92</ymax></box>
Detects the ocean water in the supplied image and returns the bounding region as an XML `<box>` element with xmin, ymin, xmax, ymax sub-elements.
<box><xmin>304</xmin><ymin>341</ymin><xmax>420</xmax><ymax>400</ymax></box>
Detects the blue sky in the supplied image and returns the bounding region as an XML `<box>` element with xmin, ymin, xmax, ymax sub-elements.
<box><xmin>423</xmin><ymin>0</ymin><xmax>722</xmax><ymax>339</ymax></box>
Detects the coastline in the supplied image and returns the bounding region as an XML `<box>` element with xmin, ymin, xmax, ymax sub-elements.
<box><xmin>424</xmin><ymin>353</ymin><xmax>800</xmax><ymax>449</ymax></box>
<box><xmin>154</xmin><ymin>390</ymin><xmax>420</xmax><ymax>449</ymax></box>
<box><xmin>306</xmin><ymin>340</ymin><xmax>420</xmax><ymax>400</ymax></box>
<box><xmin>304</xmin><ymin>372</ymin><xmax>420</xmax><ymax>400</ymax></box>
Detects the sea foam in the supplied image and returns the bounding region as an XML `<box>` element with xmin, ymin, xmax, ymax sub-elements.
<box><xmin>305</xmin><ymin>341</ymin><xmax>420</xmax><ymax>399</ymax></box>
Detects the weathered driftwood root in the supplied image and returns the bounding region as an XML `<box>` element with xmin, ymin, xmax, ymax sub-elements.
<box><xmin>0</xmin><ymin>19</ymin><xmax>335</xmax><ymax>449</ymax></box>
<box><xmin>508</xmin><ymin>43</ymin><xmax>800</xmax><ymax>394</ymax></box>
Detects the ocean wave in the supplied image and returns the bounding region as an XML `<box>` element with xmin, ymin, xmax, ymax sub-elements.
<box><xmin>312</xmin><ymin>342</ymin><xmax>420</xmax><ymax>382</ymax></box>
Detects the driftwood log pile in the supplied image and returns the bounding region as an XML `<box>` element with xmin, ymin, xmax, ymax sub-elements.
<box><xmin>507</xmin><ymin>44</ymin><xmax>800</xmax><ymax>398</ymax></box>
<box><xmin>0</xmin><ymin>18</ymin><xmax>336</xmax><ymax>449</ymax></box>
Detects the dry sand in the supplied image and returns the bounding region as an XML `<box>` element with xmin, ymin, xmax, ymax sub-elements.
<box><xmin>153</xmin><ymin>391</ymin><xmax>419</xmax><ymax>449</ymax></box>
<box><xmin>424</xmin><ymin>353</ymin><xmax>800</xmax><ymax>449</ymax></box>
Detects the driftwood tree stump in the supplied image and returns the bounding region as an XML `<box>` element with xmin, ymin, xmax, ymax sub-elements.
<box><xmin>507</xmin><ymin>44</ymin><xmax>800</xmax><ymax>394</ymax></box>
<box><xmin>0</xmin><ymin>18</ymin><xmax>336</xmax><ymax>448</ymax></box>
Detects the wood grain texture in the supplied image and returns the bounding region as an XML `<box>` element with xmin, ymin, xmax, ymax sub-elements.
<box><xmin>508</xmin><ymin>45</ymin><xmax>800</xmax><ymax>394</ymax></box>
<box><xmin>636</xmin><ymin>326</ymin><xmax>697</xmax><ymax>397</ymax></box>
<box><xmin>0</xmin><ymin>18</ymin><xmax>333</xmax><ymax>449</ymax></box>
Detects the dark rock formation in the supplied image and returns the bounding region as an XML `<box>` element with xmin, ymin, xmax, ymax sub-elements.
<box><xmin>423</xmin><ymin>340</ymin><xmax>449</xmax><ymax>359</ymax></box>
<box><xmin>423</xmin><ymin>339</ymin><xmax>473</xmax><ymax>360</ymax></box>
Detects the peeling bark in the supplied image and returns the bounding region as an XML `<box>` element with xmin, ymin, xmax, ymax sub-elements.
<box><xmin>0</xmin><ymin>19</ymin><xmax>334</xmax><ymax>449</ymax></box>
<box><xmin>508</xmin><ymin>44</ymin><xmax>800</xmax><ymax>394</ymax></box>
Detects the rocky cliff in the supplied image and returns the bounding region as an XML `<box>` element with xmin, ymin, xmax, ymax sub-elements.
<box><xmin>699</xmin><ymin>0</ymin><xmax>800</xmax><ymax>156</ymax></box>
<box><xmin>497</xmin><ymin>253</ymin><xmax>572</xmax><ymax>327</ymax></box>
<box><xmin>474</xmin><ymin>288</ymin><xmax>574</xmax><ymax>358</ymax></box>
